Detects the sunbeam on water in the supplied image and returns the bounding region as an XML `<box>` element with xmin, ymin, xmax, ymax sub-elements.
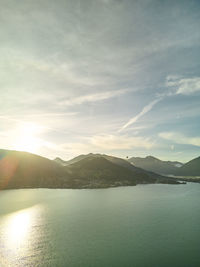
<box><xmin>6</xmin><ymin>210</ymin><xmax>32</xmax><ymax>247</ymax></box>
<box><xmin>0</xmin><ymin>205</ymin><xmax>43</xmax><ymax>266</ymax></box>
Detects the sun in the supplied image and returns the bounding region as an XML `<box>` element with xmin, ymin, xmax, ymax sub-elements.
<box><xmin>13</xmin><ymin>122</ymin><xmax>43</xmax><ymax>153</ymax></box>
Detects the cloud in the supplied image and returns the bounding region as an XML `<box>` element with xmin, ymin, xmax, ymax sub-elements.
<box><xmin>59</xmin><ymin>88</ymin><xmax>130</xmax><ymax>106</ymax></box>
<box><xmin>90</xmin><ymin>134</ymin><xmax>154</xmax><ymax>149</ymax></box>
<box><xmin>1</xmin><ymin>0</ymin><xmax>200</xmax><ymax>161</ymax></box>
<box><xmin>61</xmin><ymin>134</ymin><xmax>154</xmax><ymax>156</ymax></box>
<box><xmin>159</xmin><ymin>132</ymin><xmax>200</xmax><ymax>147</ymax></box>
<box><xmin>119</xmin><ymin>97</ymin><xmax>162</xmax><ymax>132</ymax></box>
<box><xmin>118</xmin><ymin>75</ymin><xmax>200</xmax><ymax>132</ymax></box>
<box><xmin>119</xmin><ymin>73</ymin><xmax>194</xmax><ymax>133</ymax></box>
<box><xmin>0</xmin><ymin>112</ymin><xmax>77</xmax><ymax>120</ymax></box>
<box><xmin>166</xmin><ymin>76</ymin><xmax>200</xmax><ymax>95</ymax></box>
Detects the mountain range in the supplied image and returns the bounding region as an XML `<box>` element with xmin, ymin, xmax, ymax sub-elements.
<box><xmin>175</xmin><ymin>156</ymin><xmax>200</xmax><ymax>177</ymax></box>
<box><xmin>0</xmin><ymin>149</ymin><xmax>182</xmax><ymax>190</ymax></box>
<box><xmin>128</xmin><ymin>156</ymin><xmax>183</xmax><ymax>175</ymax></box>
<box><xmin>55</xmin><ymin>153</ymin><xmax>200</xmax><ymax>183</ymax></box>
<box><xmin>128</xmin><ymin>155</ymin><xmax>200</xmax><ymax>178</ymax></box>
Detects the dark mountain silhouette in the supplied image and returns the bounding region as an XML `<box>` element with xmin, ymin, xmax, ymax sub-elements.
<box><xmin>175</xmin><ymin>156</ymin><xmax>200</xmax><ymax>176</ymax></box>
<box><xmin>0</xmin><ymin>149</ymin><xmax>70</xmax><ymax>189</ymax></box>
<box><xmin>54</xmin><ymin>153</ymin><xmax>101</xmax><ymax>166</ymax></box>
<box><xmin>128</xmin><ymin>156</ymin><xmax>183</xmax><ymax>175</ymax></box>
<box><xmin>0</xmin><ymin>149</ymin><xmax>181</xmax><ymax>190</ymax></box>
<box><xmin>66</xmin><ymin>155</ymin><xmax>181</xmax><ymax>187</ymax></box>
<box><xmin>55</xmin><ymin>153</ymin><xmax>172</xmax><ymax>175</ymax></box>
<box><xmin>66</xmin><ymin>156</ymin><xmax>138</xmax><ymax>188</ymax></box>
<box><xmin>57</xmin><ymin>153</ymin><xmax>181</xmax><ymax>185</ymax></box>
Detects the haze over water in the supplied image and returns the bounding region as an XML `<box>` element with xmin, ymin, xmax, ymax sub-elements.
<box><xmin>0</xmin><ymin>183</ymin><xmax>199</xmax><ymax>267</ymax></box>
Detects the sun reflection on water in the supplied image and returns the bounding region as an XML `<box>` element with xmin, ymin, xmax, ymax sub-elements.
<box><xmin>6</xmin><ymin>209</ymin><xmax>33</xmax><ymax>247</ymax></box>
<box><xmin>0</xmin><ymin>205</ymin><xmax>43</xmax><ymax>266</ymax></box>
<box><xmin>2</xmin><ymin>205</ymin><xmax>42</xmax><ymax>255</ymax></box>
<box><xmin>0</xmin><ymin>204</ymin><xmax>45</xmax><ymax>266</ymax></box>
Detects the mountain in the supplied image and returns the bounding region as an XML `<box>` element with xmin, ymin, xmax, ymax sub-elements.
<box><xmin>65</xmin><ymin>156</ymin><xmax>138</xmax><ymax>188</ymax></box>
<box><xmin>127</xmin><ymin>155</ymin><xmax>200</xmax><ymax>180</ymax></box>
<box><xmin>54</xmin><ymin>157</ymin><xmax>69</xmax><ymax>166</ymax></box>
<box><xmin>128</xmin><ymin>156</ymin><xmax>183</xmax><ymax>175</ymax></box>
<box><xmin>61</xmin><ymin>153</ymin><xmax>181</xmax><ymax>185</ymax></box>
<box><xmin>175</xmin><ymin>156</ymin><xmax>200</xmax><ymax>176</ymax></box>
<box><xmin>54</xmin><ymin>153</ymin><xmax>102</xmax><ymax>166</ymax></box>
<box><xmin>66</xmin><ymin>156</ymin><xmax>180</xmax><ymax>187</ymax></box>
<box><xmin>0</xmin><ymin>149</ymin><xmax>70</xmax><ymax>189</ymax></box>
<box><xmin>0</xmin><ymin>149</ymin><xmax>181</xmax><ymax>190</ymax></box>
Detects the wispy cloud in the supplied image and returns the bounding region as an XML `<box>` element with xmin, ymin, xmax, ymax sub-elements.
<box><xmin>0</xmin><ymin>112</ymin><xmax>77</xmax><ymax>120</ymax></box>
<box><xmin>61</xmin><ymin>134</ymin><xmax>154</xmax><ymax>156</ymax></box>
<box><xmin>59</xmin><ymin>88</ymin><xmax>130</xmax><ymax>106</ymax></box>
<box><xmin>119</xmin><ymin>97</ymin><xmax>162</xmax><ymax>132</ymax></box>
<box><xmin>1</xmin><ymin>0</ymin><xmax>199</xmax><ymax>161</ymax></box>
<box><xmin>90</xmin><ymin>134</ymin><xmax>154</xmax><ymax>150</ymax></box>
<box><xmin>159</xmin><ymin>132</ymin><xmax>200</xmax><ymax>147</ymax></box>
<box><xmin>120</xmin><ymin>75</ymin><xmax>200</xmax><ymax>132</ymax></box>
<box><xmin>166</xmin><ymin>76</ymin><xmax>200</xmax><ymax>95</ymax></box>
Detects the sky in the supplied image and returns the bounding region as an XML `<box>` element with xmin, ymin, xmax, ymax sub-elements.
<box><xmin>0</xmin><ymin>0</ymin><xmax>200</xmax><ymax>162</ymax></box>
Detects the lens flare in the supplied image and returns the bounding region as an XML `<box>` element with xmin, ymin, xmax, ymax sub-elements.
<box><xmin>13</xmin><ymin>122</ymin><xmax>43</xmax><ymax>153</ymax></box>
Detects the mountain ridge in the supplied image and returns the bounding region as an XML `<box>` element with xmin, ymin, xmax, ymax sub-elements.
<box><xmin>55</xmin><ymin>153</ymin><xmax>200</xmax><ymax>182</ymax></box>
<box><xmin>65</xmin><ymin>155</ymin><xmax>180</xmax><ymax>187</ymax></box>
<box><xmin>126</xmin><ymin>155</ymin><xmax>200</xmax><ymax>178</ymax></box>
<box><xmin>175</xmin><ymin>156</ymin><xmax>200</xmax><ymax>176</ymax></box>
<box><xmin>0</xmin><ymin>149</ymin><xmax>182</xmax><ymax>189</ymax></box>
<box><xmin>127</xmin><ymin>156</ymin><xmax>183</xmax><ymax>175</ymax></box>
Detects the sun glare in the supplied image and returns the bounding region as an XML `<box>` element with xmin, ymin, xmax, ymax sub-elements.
<box><xmin>7</xmin><ymin>211</ymin><xmax>31</xmax><ymax>246</ymax></box>
<box><xmin>13</xmin><ymin>123</ymin><xmax>43</xmax><ymax>153</ymax></box>
<box><xmin>1</xmin><ymin>205</ymin><xmax>42</xmax><ymax>259</ymax></box>
<box><xmin>3</xmin><ymin>207</ymin><xmax>37</xmax><ymax>250</ymax></box>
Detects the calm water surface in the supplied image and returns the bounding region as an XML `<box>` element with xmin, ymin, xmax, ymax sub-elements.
<box><xmin>0</xmin><ymin>183</ymin><xmax>200</xmax><ymax>267</ymax></box>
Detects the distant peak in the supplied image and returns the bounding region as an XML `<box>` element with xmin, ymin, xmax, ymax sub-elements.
<box><xmin>146</xmin><ymin>156</ymin><xmax>158</xmax><ymax>160</ymax></box>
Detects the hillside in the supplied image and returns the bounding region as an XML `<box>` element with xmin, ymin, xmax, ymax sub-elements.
<box><xmin>175</xmin><ymin>156</ymin><xmax>200</xmax><ymax>176</ymax></box>
<box><xmin>64</xmin><ymin>154</ymin><xmax>180</xmax><ymax>186</ymax></box>
<box><xmin>128</xmin><ymin>156</ymin><xmax>183</xmax><ymax>175</ymax></box>
<box><xmin>65</xmin><ymin>156</ymin><xmax>138</xmax><ymax>188</ymax></box>
<box><xmin>0</xmin><ymin>150</ymin><xmax>181</xmax><ymax>190</ymax></box>
<box><xmin>54</xmin><ymin>153</ymin><xmax>102</xmax><ymax>166</ymax></box>
<box><xmin>0</xmin><ymin>149</ymin><xmax>70</xmax><ymax>189</ymax></box>
<box><xmin>54</xmin><ymin>157</ymin><xmax>69</xmax><ymax>166</ymax></box>
<box><xmin>57</xmin><ymin>153</ymin><xmax>180</xmax><ymax>180</ymax></box>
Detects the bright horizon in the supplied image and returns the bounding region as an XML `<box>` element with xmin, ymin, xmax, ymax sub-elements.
<box><xmin>1</xmin><ymin>0</ymin><xmax>200</xmax><ymax>163</ymax></box>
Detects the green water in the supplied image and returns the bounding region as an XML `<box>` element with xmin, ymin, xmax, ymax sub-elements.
<box><xmin>0</xmin><ymin>183</ymin><xmax>200</xmax><ymax>267</ymax></box>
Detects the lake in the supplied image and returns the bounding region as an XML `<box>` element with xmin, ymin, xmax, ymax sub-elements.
<box><xmin>0</xmin><ymin>183</ymin><xmax>200</xmax><ymax>267</ymax></box>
